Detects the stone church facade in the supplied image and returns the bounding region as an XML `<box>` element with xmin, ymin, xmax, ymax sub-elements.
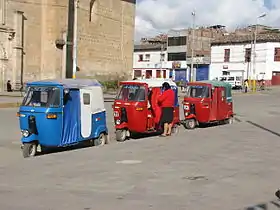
<box><xmin>0</xmin><ymin>0</ymin><xmax>135</xmax><ymax>91</ymax></box>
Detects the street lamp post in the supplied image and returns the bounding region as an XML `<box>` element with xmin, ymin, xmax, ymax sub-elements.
<box><xmin>190</xmin><ymin>10</ymin><xmax>195</xmax><ymax>82</ymax></box>
<box><xmin>252</xmin><ymin>13</ymin><xmax>266</xmax><ymax>92</ymax></box>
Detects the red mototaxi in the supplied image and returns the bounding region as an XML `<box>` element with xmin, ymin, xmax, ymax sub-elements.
<box><xmin>182</xmin><ymin>80</ymin><xmax>234</xmax><ymax>129</ymax></box>
<box><xmin>113</xmin><ymin>79</ymin><xmax>180</xmax><ymax>141</ymax></box>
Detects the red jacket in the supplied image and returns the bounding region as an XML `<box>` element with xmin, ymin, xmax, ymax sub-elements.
<box><xmin>158</xmin><ymin>89</ymin><xmax>175</xmax><ymax>108</ymax></box>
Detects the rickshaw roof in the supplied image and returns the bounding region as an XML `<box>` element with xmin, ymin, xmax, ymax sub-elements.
<box><xmin>26</xmin><ymin>79</ymin><xmax>102</xmax><ymax>89</ymax></box>
<box><xmin>190</xmin><ymin>80</ymin><xmax>232</xmax><ymax>102</ymax></box>
<box><xmin>122</xmin><ymin>79</ymin><xmax>177</xmax><ymax>88</ymax></box>
<box><xmin>190</xmin><ymin>80</ymin><xmax>232</xmax><ymax>89</ymax></box>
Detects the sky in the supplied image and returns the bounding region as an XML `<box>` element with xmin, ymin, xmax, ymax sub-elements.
<box><xmin>134</xmin><ymin>0</ymin><xmax>280</xmax><ymax>42</ymax></box>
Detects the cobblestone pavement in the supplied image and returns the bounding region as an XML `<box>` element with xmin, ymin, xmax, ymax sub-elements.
<box><xmin>0</xmin><ymin>92</ymin><xmax>280</xmax><ymax>210</ymax></box>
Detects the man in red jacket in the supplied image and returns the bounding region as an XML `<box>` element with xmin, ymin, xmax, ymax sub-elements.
<box><xmin>158</xmin><ymin>82</ymin><xmax>175</xmax><ymax>137</ymax></box>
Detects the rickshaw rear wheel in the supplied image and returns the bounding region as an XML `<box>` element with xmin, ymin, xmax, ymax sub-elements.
<box><xmin>22</xmin><ymin>143</ymin><xmax>37</xmax><ymax>158</ymax></box>
<box><xmin>184</xmin><ymin>119</ymin><xmax>196</xmax><ymax>129</ymax></box>
<box><xmin>94</xmin><ymin>133</ymin><xmax>107</xmax><ymax>146</ymax></box>
<box><xmin>116</xmin><ymin>129</ymin><xmax>127</xmax><ymax>142</ymax></box>
<box><xmin>225</xmin><ymin>116</ymin><xmax>234</xmax><ymax>124</ymax></box>
<box><xmin>171</xmin><ymin>125</ymin><xmax>179</xmax><ymax>134</ymax></box>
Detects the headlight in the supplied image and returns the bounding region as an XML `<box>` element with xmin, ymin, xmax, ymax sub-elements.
<box><xmin>116</xmin><ymin>120</ymin><xmax>121</xmax><ymax>125</ymax></box>
<box><xmin>185</xmin><ymin>112</ymin><xmax>189</xmax><ymax>116</ymax></box>
<box><xmin>183</xmin><ymin>105</ymin><xmax>189</xmax><ymax>110</ymax></box>
<box><xmin>21</xmin><ymin>130</ymin><xmax>30</xmax><ymax>137</ymax></box>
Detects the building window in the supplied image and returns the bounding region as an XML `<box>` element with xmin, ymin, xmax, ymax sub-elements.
<box><xmin>89</xmin><ymin>0</ymin><xmax>97</xmax><ymax>22</ymax></box>
<box><xmin>156</xmin><ymin>70</ymin><xmax>161</xmax><ymax>78</ymax></box>
<box><xmin>160</xmin><ymin>53</ymin><xmax>165</xmax><ymax>61</ymax></box>
<box><xmin>138</xmin><ymin>54</ymin><xmax>143</xmax><ymax>62</ymax></box>
<box><xmin>168</xmin><ymin>36</ymin><xmax>187</xmax><ymax>46</ymax></box>
<box><xmin>83</xmin><ymin>93</ymin><xmax>90</xmax><ymax>105</ymax></box>
<box><xmin>168</xmin><ymin>52</ymin><xmax>186</xmax><ymax>61</ymax></box>
<box><xmin>245</xmin><ymin>48</ymin><xmax>251</xmax><ymax>62</ymax></box>
<box><xmin>134</xmin><ymin>70</ymin><xmax>142</xmax><ymax>78</ymax></box>
<box><xmin>145</xmin><ymin>54</ymin><xmax>150</xmax><ymax>61</ymax></box>
<box><xmin>274</xmin><ymin>48</ymin><xmax>280</xmax><ymax>62</ymax></box>
<box><xmin>224</xmin><ymin>49</ymin><xmax>230</xmax><ymax>62</ymax></box>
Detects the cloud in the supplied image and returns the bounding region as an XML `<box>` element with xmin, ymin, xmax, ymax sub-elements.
<box><xmin>134</xmin><ymin>0</ymin><xmax>280</xmax><ymax>41</ymax></box>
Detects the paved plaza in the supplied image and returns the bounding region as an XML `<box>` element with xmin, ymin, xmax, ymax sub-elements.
<box><xmin>0</xmin><ymin>92</ymin><xmax>280</xmax><ymax>209</ymax></box>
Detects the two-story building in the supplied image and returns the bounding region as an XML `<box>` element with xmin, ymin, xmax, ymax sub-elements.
<box><xmin>133</xmin><ymin>43</ymin><xmax>172</xmax><ymax>79</ymax></box>
<box><xmin>210</xmin><ymin>33</ymin><xmax>280</xmax><ymax>85</ymax></box>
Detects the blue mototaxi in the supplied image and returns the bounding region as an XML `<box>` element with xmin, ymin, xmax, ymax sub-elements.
<box><xmin>17</xmin><ymin>79</ymin><xmax>109</xmax><ymax>158</ymax></box>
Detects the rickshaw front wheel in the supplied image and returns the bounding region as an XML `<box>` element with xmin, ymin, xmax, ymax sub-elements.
<box><xmin>184</xmin><ymin>119</ymin><xmax>196</xmax><ymax>129</ymax></box>
<box><xmin>116</xmin><ymin>129</ymin><xmax>127</xmax><ymax>142</ymax></box>
<box><xmin>22</xmin><ymin>143</ymin><xmax>37</xmax><ymax>158</ymax></box>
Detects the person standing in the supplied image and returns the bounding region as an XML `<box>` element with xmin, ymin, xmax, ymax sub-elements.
<box><xmin>244</xmin><ymin>79</ymin><xmax>249</xmax><ymax>93</ymax></box>
<box><xmin>7</xmin><ymin>80</ymin><xmax>12</xmax><ymax>92</ymax></box>
<box><xmin>158</xmin><ymin>82</ymin><xmax>175</xmax><ymax>137</ymax></box>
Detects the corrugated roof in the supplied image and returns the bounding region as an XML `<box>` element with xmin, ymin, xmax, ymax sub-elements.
<box><xmin>211</xmin><ymin>33</ymin><xmax>280</xmax><ymax>45</ymax></box>
<box><xmin>134</xmin><ymin>44</ymin><xmax>167</xmax><ymax>51</ymax></box>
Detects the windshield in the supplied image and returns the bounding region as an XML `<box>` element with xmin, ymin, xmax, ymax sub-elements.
<box><xmin>186</xmin><ymin>85</ymin><xmax>209</xmax><ymax>98</ymax></box>
<box><xmin>116</xmin><ymin>84</ymin><xmax>146</xmax><ymax>101</ymax></box>
<box><xmin>22</xmin><ymin>86</ymin><xmax>61</xmax><ymax>107</ymax></box>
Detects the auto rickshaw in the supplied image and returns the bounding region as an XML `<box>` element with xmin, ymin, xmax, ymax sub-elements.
<box><xmin>182</xmin><ymin>80</ymin><xmax>234</xmax><ymax>129</ymax></box>
<box><xmin>17</xmin><ymin>79</ymin><xmax>109</xmax><ymax>158</ymax></box>
<box><xmin>113</xmin><ymin>79</ymin><xmax>180</xmax><ymax>141</ymax></box>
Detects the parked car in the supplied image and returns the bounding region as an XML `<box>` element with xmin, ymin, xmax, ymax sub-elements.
<box><xmin>220</xmin><ymin>76</ymin><xmax>242</xmax><ymax>89</ymax></box>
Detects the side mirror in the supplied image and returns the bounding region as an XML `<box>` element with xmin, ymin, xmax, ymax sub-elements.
<box><xmin>64</xmin><ymin>89</ymin><xmax>69</xmax><ymax>94</ymax></box>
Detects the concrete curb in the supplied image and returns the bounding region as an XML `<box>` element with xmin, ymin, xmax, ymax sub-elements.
<box><xmin>0</xmin><ymin>102</ymin><xmax>21</xmax><ymax>108</ymax></box>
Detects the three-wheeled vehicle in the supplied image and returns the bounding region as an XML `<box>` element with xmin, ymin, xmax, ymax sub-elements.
<box><xmin>113</xmin><ymin>79</ymin><xmax>180</xmax><ymax>141</ymax></box>
<box><xmin>182</xmin><ymin>80</ymin><xmax>234</xmax><ymax>129</ymax></box>
<box><xmin>17</xmin><ymin>79</ymin><xmax>109</xmax><ymax>158</ymax></box>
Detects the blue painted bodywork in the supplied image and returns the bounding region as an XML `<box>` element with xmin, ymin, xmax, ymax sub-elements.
<box><xmin>18</xmin><ymin>79</ymin><xmax>107</xmax><ymax>147</ymax></box>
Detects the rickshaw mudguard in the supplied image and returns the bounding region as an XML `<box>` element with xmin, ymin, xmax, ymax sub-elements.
<box><xmin>21</xmin><ymin>134</ymin><xmax>39</xmax><ymax>143</ymax></box>
<box><xmin>185</xmin><ymin>114</ymin><xmax>196</xmax><ymax>119</ymax></box>
<box><xmin>115</xmin><ymin>122</ymin><xmax>128</xmax><ymax>130</ymax></box>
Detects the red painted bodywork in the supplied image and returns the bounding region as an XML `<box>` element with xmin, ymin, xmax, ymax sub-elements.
<box><xmin>113</xmin><ymin>81</ymin><xmax>180</xmax><ymax>134</ymax></box>
<box><xmin>183</xmin><ymin>82</ymin><xmax>233</xmax><ymax>123</ymax></box>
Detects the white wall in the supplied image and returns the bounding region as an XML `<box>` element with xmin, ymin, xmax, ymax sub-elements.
<box><xmin>209</xmin><ymin>42</ymin><xmax>280</xmax><ymax>80</ymax></box>
<box><xmin>265</xmin><ymin>42</ymin><xmax>280</xmax><ymax>79</ymax></box>
<box><xmin>133</xmin><ymin>50</ymin><xmax>188</xmax><ymax>69</ymax></box>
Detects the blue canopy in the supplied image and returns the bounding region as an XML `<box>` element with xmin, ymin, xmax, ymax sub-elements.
<box><xmin>26</xmin><ymin>79</ymin><xmax>102</xmax><ymax>89</ymax></box>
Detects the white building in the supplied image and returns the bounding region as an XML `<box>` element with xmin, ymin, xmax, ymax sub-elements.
<box><xmin>133</xmin><ymin>44</ymin><xmax>173</xmax><ymax>79</ymax></box>
<box><xmin>210</xmin><ymin>34</ymin><xmax>280</xmax><ymax>85</ymax></box>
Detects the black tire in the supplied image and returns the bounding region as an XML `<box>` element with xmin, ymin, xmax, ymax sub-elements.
<box><xmin>225</xmin><ymin>116</ymin><xmax>234</xmax><ymax>124</ymax></box>
<box><xmin>94</xmin><ymin>133</ymin><xmax>107</xmax><ymax>146</ymax></box>
<box><xmin>116</xmin><ymin>130</ymin><xmax>126</xmax><ymax>142</ymax></box>
<box><xmin>171</xmin><ymin>125</ymin><xmax>179</xmax><ymax>135</ymax></box>
<box><xmin>22</xmin><ymin>143</ymin><xmax>37</xmax><ymax>158</ymax></box>
<box><xmin>183</xmin><ymin>119</ymin><xmax>196</xmax><ymax>129</ymax></box>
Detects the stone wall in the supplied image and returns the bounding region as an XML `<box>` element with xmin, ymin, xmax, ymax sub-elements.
<box><xmin>76</xmin><ymin>0</ymin><xmax>135</xmax><ymax>81</ymax></box>
<box><xmin>0</xmin><ymin>0</ymin><xmax>135</xmax><ymax>91</ymax></box>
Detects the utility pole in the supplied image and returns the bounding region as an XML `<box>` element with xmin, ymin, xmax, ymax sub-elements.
<box><xmin>190</xmin><ymin>10</ymin><xmax>195</xmax><ymax>82</ymax></box>
<box><xmin>72</xmin><ymin>0</ymin><xmax>79</xmax><ymax>79</ymax></box>
<box><xmin>252</xmin><ymin>13</ymin><xmax>266</xmax><ymax>92</ymax></box>
<box><xmin>65</xmin><ymin>0</ymin><xmax>75</xmax><ymax>78</ymax></box>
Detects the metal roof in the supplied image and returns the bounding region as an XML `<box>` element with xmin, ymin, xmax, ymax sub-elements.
<box><xmin>26</xmin><ymin>79</ymin><xmax>102</xmax><ymax>88</ymax></box>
